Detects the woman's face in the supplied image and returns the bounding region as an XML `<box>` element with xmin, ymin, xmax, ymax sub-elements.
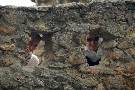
<box><xmin>31</xmin><ymin>41</ymin><xmax>40</xmax><ymax>51</ymax></box>
<box><xmin>85</xmin><ymin>34</ymin><xmax>103</xmax><ymax>52</ymax></box>
<box><xmin>87</xmin><ymin>40</ymin><xmax>98</xmax><ymax>50</ymax></box>
<box><xmin>28</xmin><ymin>39</ymin><xmax>40</xmax><ymax>52</ymax></box>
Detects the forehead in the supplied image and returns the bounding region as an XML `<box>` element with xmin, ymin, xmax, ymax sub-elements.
<box><xmin>86</xmin><ymin>32</ymin><xmax>97</xmax><ymax>38</ymax></box>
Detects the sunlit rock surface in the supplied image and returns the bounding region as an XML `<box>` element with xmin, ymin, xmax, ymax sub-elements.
<box><xmin>31</xmin><ymin>0</ymin><xmax>135</xmax><ymax>6</ymax></box>
<box><xmin>0</xmin><ymin>2</ymin><xmax>135</xmax><ymax>90</ymax></box>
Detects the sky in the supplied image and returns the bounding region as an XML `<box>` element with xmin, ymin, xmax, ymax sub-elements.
<box><xmin>0</xmin><ymin>0</ymin><xmax>36</xmax><ymax>7</ymax></box>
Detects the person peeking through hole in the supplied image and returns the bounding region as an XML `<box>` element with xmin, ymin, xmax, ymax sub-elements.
<box><xmin>27</xmin><ymin>32</ymin><xmax>42</xmax><ymax>52</ymax></box>
<box><xmin>24</xmin><ymin>32</ymin><xmax>42</xmax><ymax>66</ymax></box>
<box><xmin>84</xmin><ymin>32</ymin><xmax>103</xmax><ymax>66</ymax></box>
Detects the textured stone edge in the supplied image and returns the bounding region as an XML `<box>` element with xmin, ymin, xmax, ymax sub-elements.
<box><xmin>0</xmin><ymin>2</ymin><xmax>127</xmax><ymax>12</ymax></box>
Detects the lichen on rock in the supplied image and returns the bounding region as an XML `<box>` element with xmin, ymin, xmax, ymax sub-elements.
<box><xmin>0</xmin><ymin>2</ymin><xmax>135</xmax><ymax>90</ymax></box>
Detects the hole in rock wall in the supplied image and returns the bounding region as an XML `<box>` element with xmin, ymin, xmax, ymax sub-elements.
<box><xmin>84</xmin><ymin>31</ymin><xmax>103</xmax><ymax>66</ymax></box>
<box><xmin>22</xmin><ymin>29</ymin><xmax>56</xmax><ymax>66</ymax></box>
<box><xmin>24</xmin><ymin>31</ymin><xmax>45</xmax><ymax>66</ymax></box>
<box><xmin>69</xmin><ymin>30</ymin><xmax>105</xmax><ymax>67</ymax></box>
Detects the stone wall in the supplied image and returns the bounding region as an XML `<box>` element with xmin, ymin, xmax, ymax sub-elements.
<box><xmin>0</xmin><ymin>2</ymin><xmax>135</xmax><ymax>90</ymax></box>
<box><xmin>31</xmin><ymin>0</ymin><xmax>135</xmax><ymax>6</ymax></box>
<box><xmin>31</xmin><ymin>0</ymin><xmax>92</xmax><ymax>6</ymax></box>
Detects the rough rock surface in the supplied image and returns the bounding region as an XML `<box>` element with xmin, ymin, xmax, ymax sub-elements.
<box><xmin>31</xmin><ymin>0</ymin><xmax>135</xmax><ymax>6</ymax></box>
<box><xmin>0</xmin><ymin>2</ymin><xmax>135</xmax><ymax>90</ymax></box>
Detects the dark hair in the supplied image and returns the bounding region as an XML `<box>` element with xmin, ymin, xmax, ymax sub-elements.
<box><xmin>31</xmin><ymin>32</ymin><xmax>42</xmax><ymax>41</ymax></box>
<box><xmin>86</xmin><ymin>32</ymin><xmax>99</xmax><ymax>42</ymax></box>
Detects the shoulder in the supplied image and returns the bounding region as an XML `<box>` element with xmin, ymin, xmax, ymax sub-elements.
<box><xmin>31</xmin><ymin>54</ymin><xmax>39</xmax><ymax>60</ymax></box>
<box><xmin>97</xmin><ymin>47</ymin><xmax>103</xmax><ymax>54</ymax></box>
